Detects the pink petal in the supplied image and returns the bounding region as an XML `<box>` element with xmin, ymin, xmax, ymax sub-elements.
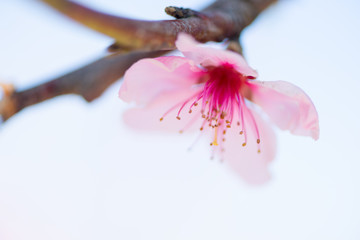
<box><xmin>175</xmin><ymin>33</ymin><xmax>258</xmax><ymax>78</ymax></box>
<box><xmin>250</xmin><ymin>81</ymin><xmax>320</xmax><ymax>140</ymax></box>
<box><xmin>119</xmin><ymin>56</ymin><xmax>202</xmax><ymax>105</ymax></box>
<box><xmin>222</xmin><ymin>109</ymin><xmax>276</xmax><ymax>185</ymax></box>
<box><xmin>123</xmin><ymin>87</ymin><xmax>204</xmax><ymax>133</ymax></box>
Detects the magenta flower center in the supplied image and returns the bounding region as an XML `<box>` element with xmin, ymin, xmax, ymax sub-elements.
<box><xmin>161</xmin><ymin>63</ymin><xmax>260</xmax><ymax>152</ymax></box>
<box><xmin>199</xmin><ymin>63</ymin><xmax>246</xmax><ymax>124</ymax></box>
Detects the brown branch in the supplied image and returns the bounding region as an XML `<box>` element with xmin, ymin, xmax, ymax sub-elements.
<box><xmin>40</xmin><ymin>0</ymin><xmax>276</xmax><ymax>51</ymax></box>
<box><xmin>0</xmin><ymin>51</ymin><xmax>165</xmax><ymax>122</ymax></box>
<box><xmin>0</xmin><ymin>0</ymin><xmax>277</xmax><ymax>122</ymax></box>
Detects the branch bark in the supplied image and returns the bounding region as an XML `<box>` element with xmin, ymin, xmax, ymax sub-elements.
<box><xmin>40</xmin><ymin>0</ymin><xmax>276</xmax><ymax>51</ymax></box>
<box><xmin>0</xmin><ymin>0</ymin><xmax>277</xmax><ymax>122</ymax></box>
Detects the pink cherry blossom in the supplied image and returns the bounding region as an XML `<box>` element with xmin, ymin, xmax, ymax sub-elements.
<box><xmin>119</xmin><ymin>33</ymin><xmax>319</xmax><ymax>184</ymax></box>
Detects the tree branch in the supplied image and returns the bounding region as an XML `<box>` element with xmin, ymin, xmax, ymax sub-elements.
<box><xmin>40</xmin><ymin>0</ymin><xmax>276</xmax><ymax>51</ymax></box>
<box><xmin>0</xmin><ymin>0</ymin><xmax>277</xmax><ymax>122</ymax></box>
<box><xmin>0</xmin><ymin>51</ymin><xmax>165</xmax><ymax>122</ymax></box>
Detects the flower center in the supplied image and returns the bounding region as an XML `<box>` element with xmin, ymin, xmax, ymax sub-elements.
<box><xmin>198</xmin><ymin>63</ymin><xmax>246</xmax><ymax>126</ymax></box>
<box><xmin>160</xmin><ymin>63</ymin><xmax>261</xmax><ymax>154</ymax></box>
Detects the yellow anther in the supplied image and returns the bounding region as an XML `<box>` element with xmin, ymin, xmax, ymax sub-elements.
<box><xmin>160</xmin><ymin>117</ymin><xmax>164</xmax><ymax>121</ymax></box>
<box><xmin>257</xmin><ymin>139</ymin><xmax>260</xmax><ymax>144</ymax></box>
<box><xmin>242</xmin><ymin>142</ymin><xmax>246</xmax><ymax>147</ymax></box>
<box><xmin>239</xmin><ymin>131</ymin><xmax>243</xmax><ymax>135</ymax></box>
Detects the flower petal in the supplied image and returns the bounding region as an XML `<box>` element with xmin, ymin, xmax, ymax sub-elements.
<box><xmin>119</xmin><ymin>56</ymin><xmax>202</xmax><ymax>105</ymax></box>
<box><xmin>123</xmin><ymin>87</ymin><xmax>204</xmax><ymax>132</ymax></box>
<box><xmin>250</xmin><ymin>81</ymin><xmax>319</xmax><ymax>140</ymax></box>
<box><xmin>222</xmin><ymin>109</ymin><xmax>276</xmax><ymax>185</ymax></box>
<box><xmin>175</xmin><ymin>33</ymin><xmax>258</xmax><ymax>78</ymax></box>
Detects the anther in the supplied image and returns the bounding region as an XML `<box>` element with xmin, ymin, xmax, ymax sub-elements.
<box><xmin>189</xmin><ymin>109</ymin><xmax>192</xmax><ymax>113</ymax></box>
<box><xmin>257</xmin><ymin>149</ymin><xmax>261</xmax><ymax>154</ymax></box>
<box><xmin>179</xmin><ymin>130</ymin><xmax>183</xmax><ymax>134</ymax></box>
<box><xmin>200</xmin><ymin>127</ymin><xmax>204</xmax><ymax>131</ymax></box>
<box><xmin>194</xmin><ymin>102</ymin><xmax>198</xmax><ymax>106</ymax></box>
<box><xmin>223</xmin><ymin>130</ymin><xmax>226</xmax><ymax>135</ymax></box>
<box><xmin>159</xmin><ymin>117</ymin><xmax>164</xmax><ymax>121</ymax></box>
<box><xmin>222</xmin><ymin>138</ymin><xmax>226</xmax><ymax>142</ymax></box>
<box><xmin>242</xmin><ymin>142</ymin><xmax>246</xmax><ymax>147</ymax></box>
<box><xmin>237</xmin><ymin>121</ymin><xmax>240</xmax><ymax>126</ymax></box>
<box><xmin>226</xmin><ymin>125</ymin><xmax>231</xmax><ymax>128</ymax></box>
<box><xmin>202</xmin><ymin>114</ymin><xmax>206</xmax><ymax>118</ymax></box>
<box><xmin>257</xmin><ymin>139</ymin><xmax>260</xmax><ymax>144</ymax></box>
<box><xmin>210</xmin><ymin>143</ymin><xmax>213</xmax><ymax>146</ymax></box>
<box><xmin>239</xmin><ymin>131</ymin><xmax>243</xmax><ymax>135</ymax></box>
<box><xmin>176</xmin><ymin>116</ymin><xmax>181</xmax><ymax>120</ymax></box>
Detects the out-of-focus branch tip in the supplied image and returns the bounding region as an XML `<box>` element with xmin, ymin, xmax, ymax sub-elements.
<box><xmin>0</xmin><ymin>83</ymin><xmax>16</xmax><ymax>122</ymax></box>
<box><xmin>107</xmin><ymin>42</ymin><xmax>132</xmax><ymax>53</ymax></box>
<box><xmin>165</xmin><ymin>6</ymin><xmax>203</xmax><ymax>19</ymax></box>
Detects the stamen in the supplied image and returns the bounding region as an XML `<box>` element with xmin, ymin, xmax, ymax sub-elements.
<box><xmin>244</xmin><ymin>106</ymin><xmax>261</xmax><ymax>153</ymax></box>
<box><xmin>211</xmin><ymin>127</ymin><xmax>219</xmax><ymax>146</ymax></box>
<box><xmin>160</xmin><ymin>91</ymin><xmax>200</xmax><ymax>121</ymax></box>
<box><xmin>238</xmin><ymin>96</ymin><xmax>248</xmax><ymax>146</ymax></box>
<box><xmin>246</xmin><ymin>107</ymin><xmax>261</xmax><ymax>145</ymax></box>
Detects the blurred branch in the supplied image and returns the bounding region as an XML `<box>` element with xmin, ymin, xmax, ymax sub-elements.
<box><xmin>0</xmin><ymin>51</ymin><xmax>164</xmax><ymax>122</ymax></box>
<box><xmin>0</xmin><ymin>0</ymin><xmax>276</xmax><ymax>122</ymax></box>
<box><xmin>40</xmin><ymin>0</ymin><xmax>276</xmax><ymax>51</ymax></box>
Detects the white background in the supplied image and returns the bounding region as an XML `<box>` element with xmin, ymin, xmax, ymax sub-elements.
<box><xmin>0</xmin><ymin>0</ymin><xmax>359</xmax><ymax>239</ymax></box>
